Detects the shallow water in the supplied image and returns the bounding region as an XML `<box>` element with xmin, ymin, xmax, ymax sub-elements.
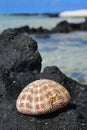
<box><xmin>33</xmin><ymin>31</ymin><xmax>87</xmax><ymax>84</ymax></box>
<box><xmin>0</xmin><ymin>14</ymin><xmax>87</xmax><ymax>84</ymax></box>
<box><xmin>0</xmin><ymin>14</ymin><xmax>85</xmax><ymax>31</ymax></box>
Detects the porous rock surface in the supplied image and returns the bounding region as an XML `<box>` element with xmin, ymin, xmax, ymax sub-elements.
<box><xmin>0</xmin><ymin>28</ymin><xmax>87</xmax><ymax>130</ymax></box>
<box><xmin>0</xmin><ymin>28</ymin><xmax>42</xmax><ymax>99</ymax></box>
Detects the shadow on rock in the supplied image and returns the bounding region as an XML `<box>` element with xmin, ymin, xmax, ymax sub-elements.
<box><xmin>36</xmin><ymin>103</ymin><xmax>77</xmax><ymax>119</ymax></box>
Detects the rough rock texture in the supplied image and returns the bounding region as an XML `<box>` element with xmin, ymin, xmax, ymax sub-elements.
<box><xmin>0</xmin><ymin>29</ymin><xmax>42</xmax><ymax>99</ymax></box>
<box><xmin>0</xmin><ymin>28</ymin><xmax>87</xmax><ymax>130</ymax></box>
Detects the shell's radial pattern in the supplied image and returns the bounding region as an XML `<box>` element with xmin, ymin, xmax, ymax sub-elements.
<box><xmin>16</xmin><ymin>79</ymin><xmax>71</xmax><ymax>115</ymax></box>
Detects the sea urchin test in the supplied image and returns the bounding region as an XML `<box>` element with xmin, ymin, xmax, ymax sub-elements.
<box><xmin>16</xmin><ymin>79</ymin><xmax>71</xmax><ymax>115</ymax></box>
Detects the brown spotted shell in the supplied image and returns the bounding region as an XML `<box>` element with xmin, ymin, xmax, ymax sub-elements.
<box><xmin>16</xmin><ymin>79</ymin><xmax>71</xmax><ymax>115</ymax></box>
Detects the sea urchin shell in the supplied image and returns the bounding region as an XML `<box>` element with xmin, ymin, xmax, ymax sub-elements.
<box><xmin>16</xmin><ymin>79</ymin><xmax>71</xmax><ymax>115</ymax></box>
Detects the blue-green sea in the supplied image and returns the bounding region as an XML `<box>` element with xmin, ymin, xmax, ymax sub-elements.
<box><xmin>0</xmin><ymin>14</ymin><xmax>87</xmax><ymax>84</ymax></box>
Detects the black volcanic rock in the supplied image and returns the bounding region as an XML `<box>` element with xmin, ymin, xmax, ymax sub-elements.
<box><xmin>1</xmin><ymin>25</ymin><xmax>49</xmax><ymax>36</ymax></box>
<box><xmin>0</xmin><ymin>28</ymin><xmax>42</xmax><ymax>71</ymax></box>
<box><xmin>69</xmin><ymin>23</ymin><xmax>81</xmax><ymax>30</ymax></box>
<box><xmin>81</xmin><ymin>19</ymin><xmax>87</xmax><ymax>30</ymax></box>
<box><xmin>30</xmin><ymin>26</ymin><xmax>50</xmax><ymax>34</ymax></box>
<box><xmin>51</xmin><ymin>20</ymin><xmax>87</xmax><ymax>33</ymax></box>
<box><xmin>0</xmin><ymin>29</ymin><xmax>42</xmax><ymax>99</ymax></box>
<box><xmin>51</xmin><ymin>21</ymin><xmax>82</xmax><ymax>33</ymax></box>
<box><xmin>0</xmin><ymin>28</ymin><xmax>87</xmax><ymax>130</ymax></box>
<box><xmin>51</xmin><ymin>21</ymin><xmax>72</xmax><ymax>33</ymax></box>
<box><xmin>0</xmin><ymin>25</ymin><xmax>30</xmax><ymax>39</ymax></box>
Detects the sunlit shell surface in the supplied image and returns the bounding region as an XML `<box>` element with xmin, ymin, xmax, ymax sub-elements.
<box><xmin>16</xmin><ymin>79</ymin><xmax>71</xmax><ymax>115</ymax></box>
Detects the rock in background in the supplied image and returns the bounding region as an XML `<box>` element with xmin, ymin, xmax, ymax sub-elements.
<box><xmin>0</xmin><ymin>28</ymin><xmax>87</xmax><ymax>130</ymax></box>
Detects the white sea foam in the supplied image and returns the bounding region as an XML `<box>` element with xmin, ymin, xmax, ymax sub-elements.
<box><xmin>60</xmin><ymin>9</ymin><xmax>87</xmax><ymax>17</ymax></box>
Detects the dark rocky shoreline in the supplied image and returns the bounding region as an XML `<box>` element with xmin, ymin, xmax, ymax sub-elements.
<box><xmin>0</xmin><ymin>27</ymin><xmax>87</xmax><ymax>130</ymax></box>
<box><xmin>9</xmin><ymin>13</ymin><xmax>60</xmax><ymax>17</ymax></box>
<box><xmin>1</xmin><ymin>18</ymin><xmax>87</xmax><ymax>37</ymax></box>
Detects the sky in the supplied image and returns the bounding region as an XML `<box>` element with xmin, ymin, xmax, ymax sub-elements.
<box><xmin>0</xmin><ymin>0</ymin><xmax>87</xmax><ymax>13</ymax></box>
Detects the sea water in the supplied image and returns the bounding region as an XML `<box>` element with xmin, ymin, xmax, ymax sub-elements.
<box><xmin>0</xmin><ymin>14</ymin><xmax>87</xmax><ymax>84</ymax></box>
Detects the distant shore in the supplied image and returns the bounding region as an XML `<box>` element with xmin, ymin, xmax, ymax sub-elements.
<box><xmin>0</xmin><ymin>9</ymin><xmax>87</xmax><ymax>18</ymax></box>
<box><xmin>0</xmin><ymin>13</ymin><xmax>60</xmax><ymax>17</ymax></box>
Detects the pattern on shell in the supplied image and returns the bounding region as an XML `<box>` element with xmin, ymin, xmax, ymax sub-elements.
<box><xmin>16</xmin><ymin>79</ymin><xmax>71</xmax><ymax>115</ymax></box>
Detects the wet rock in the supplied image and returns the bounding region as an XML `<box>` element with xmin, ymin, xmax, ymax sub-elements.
<box><xmin>70</xmin><ymin>23</ymin><xmax>81</xmax><ymax>30</ymax></box>
<box><xmin>81</xmin><ymin>19</ymin><xmax>87</xmax><ymax>30</ymax></box>
<box><xmin>51</xmin><ymin>21</ymin><xmax>72</xmax><ymax>33</ymax></box>
<box><xmin>16</xmin><ymin>25</ymin><xmax>30</xmax><ymax>33</ymax></box>
<box><xmin>51</xmin><ymin>20</ymin><xmax>87</xmax><ymax>33</ymax></box>
<box><xmin>0</xmin><ymin>29</ymin><xmax>87</xmax><ymax>130</ymax></box>
<box><xmin>30</xmin><ymin>26</ymin><xmax>50</xmax><ymax>34</ymax></box>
